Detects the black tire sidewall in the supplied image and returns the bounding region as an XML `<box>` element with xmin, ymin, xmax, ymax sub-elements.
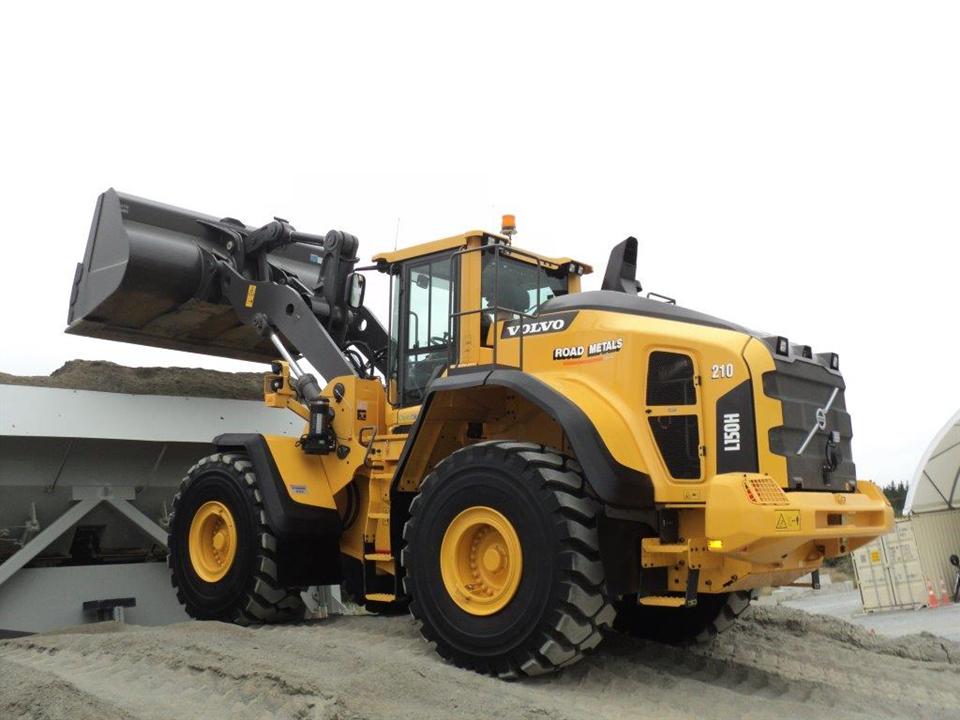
<box><xmin>170</xmin><ymin>464</ymin><xmax>259</xmax><ymax>619</ymax></box>
<box><xmin>408</xmin><ymin>450</ymin><xmax>561</xmax><ymax>659</ymax></box>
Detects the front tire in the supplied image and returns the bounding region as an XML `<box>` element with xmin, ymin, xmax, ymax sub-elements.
<box><xmin>401</xmin><ymin>442</ymin><xmax>614</xmax><ymax>678</ymax></box>
<box><xmin>168</xmin><ymin>452</ymin><xmax>305</xmax><ymax>624</ymax></box>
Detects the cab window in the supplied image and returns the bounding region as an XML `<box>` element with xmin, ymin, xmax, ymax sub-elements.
<box><xmin>481</xmin><ymin>252</ymin><xmax>567</xmax><ymax>314</ymax></box>
<box><xmin>479</xmin><ymin>252</ymin><xmax>568</xmax><ymax>345</ymax></box>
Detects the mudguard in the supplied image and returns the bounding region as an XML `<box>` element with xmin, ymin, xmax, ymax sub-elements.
<box><xmin>392</xmin><ymin>368</ymin><xmax>655</xmax><ymax>509</ymax></box>
<box><xmin>213</xmin><ymin>433</ymin><xmax>342</xmax><ymax>540</ymax></box>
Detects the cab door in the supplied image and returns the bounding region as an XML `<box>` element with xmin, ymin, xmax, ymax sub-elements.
<box><xmin>388</xmin><ymin>252</ymin><xmax>457</xmax><ymax>407</ymax></box>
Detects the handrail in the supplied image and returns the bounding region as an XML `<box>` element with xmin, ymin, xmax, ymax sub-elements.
<box><xmin>447</xmin><ymin>242</ymin><xmax>546</xmax><ymax>371</ymax></box>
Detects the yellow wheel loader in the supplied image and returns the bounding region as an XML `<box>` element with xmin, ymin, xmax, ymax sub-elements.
<box><xmin>67</xmin><ymin>189</ymin><xmax>893</xmax><ymax>677</ymax></box>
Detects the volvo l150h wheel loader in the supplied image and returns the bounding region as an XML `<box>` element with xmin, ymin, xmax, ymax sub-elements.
<box><xmin>66</xmin><ymin>189</ymin><xmax>893</xmax><ymax>677</ymax></box>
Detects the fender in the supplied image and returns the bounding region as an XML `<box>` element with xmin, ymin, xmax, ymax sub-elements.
<box><xmin>391</xmin><ymin>368</ymin><xmax>655</xmax><ymax>509</ymax></box>
<box><xmin>213</xmin><ymin>433</ymin><xmax>342</xmax><ymax>540</ymax></box>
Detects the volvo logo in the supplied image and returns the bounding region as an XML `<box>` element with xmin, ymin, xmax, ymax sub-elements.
<box><xmin>797</xmin><ymin>387</ymin><xmax>840</xmax><ymax>455</ymax></box>
<box><xmin>815</xmin><ymin>407</ymin><xmax>827</xmax><ymax>431</ymax></box>
<box><xmin>505</xmin><ymin>318</ymin><xmax>565</xmax><ymax>337</ymax></box>
<box><xmin>500</xmin><ymin>311</ymin><xmax>578</xmax><ymax>339</ymax></box>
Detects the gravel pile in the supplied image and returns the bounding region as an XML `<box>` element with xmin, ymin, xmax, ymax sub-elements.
<box><xmin>0</xmin><ymin>360</ymin><xmax>264</xmax><ymax>400</ymax></box>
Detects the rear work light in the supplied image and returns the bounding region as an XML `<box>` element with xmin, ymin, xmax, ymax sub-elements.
<box><xmin>815</xmin><ymin>351</ymin><xmax>840</xmax><ymax>371</ymax></box>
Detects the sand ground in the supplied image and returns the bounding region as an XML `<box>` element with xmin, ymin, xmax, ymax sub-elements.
<box><xmin>1</xmin><ymin>604</ymin><xmax>957</xmax><ymax>720</ymax></box>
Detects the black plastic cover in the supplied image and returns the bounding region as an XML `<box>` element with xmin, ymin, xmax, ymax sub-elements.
<box><xmin>716</xmin><ymin>380</ymin><xmax>759</xmax><ymax>473</ymax></box>
<box><xmin>763</xmin><ymin>359</ymin><xmax>856</xmax><ymax>491</ymax></box>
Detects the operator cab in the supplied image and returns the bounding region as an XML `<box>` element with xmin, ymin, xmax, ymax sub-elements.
<box><xmin>373</xmin><ymin>230</ymin><xmax>590</xmax><ymax>408</ymax></box>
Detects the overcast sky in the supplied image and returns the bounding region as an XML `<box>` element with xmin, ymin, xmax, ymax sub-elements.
<box><xmin>1</xmin><ymin>3</ymin><xmax>957</xmax><ymax>486</ymax></box>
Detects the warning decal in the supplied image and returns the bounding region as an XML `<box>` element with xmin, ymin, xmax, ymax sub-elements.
<box><xmin>774</xmin><ymin>510</ymin><xmax>801</xmax><ymax>532</ymax></box>
<box><xmin>245</xmin><ymin>285</ymin><xmax>257</xmax><ymax>308</ymax></box>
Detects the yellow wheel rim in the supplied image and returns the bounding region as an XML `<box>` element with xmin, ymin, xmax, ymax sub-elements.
<box><xmin>188</xmin><ymin>501</ymin><xmax>238</xmax><ymax>582</ymax></box>
<box><xmin>440</xmin><ymin>506</ymin><xmax>522</xmax><ymax>616</ymax></box>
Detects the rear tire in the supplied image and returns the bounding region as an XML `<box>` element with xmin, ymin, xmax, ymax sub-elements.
<box><xmin>402</xmin><ymin>441</ymin><xmax>615</xmax><ymax>678</ymax></box>
<box><xmin>168</xmin><ymin>452</ymin><xmax>305</xmax><ymax>624</ymax></box>
<box><xmin>613</xmin><ymin>590</ymin><xmax>752</xmax><ymax>643</ymax></box>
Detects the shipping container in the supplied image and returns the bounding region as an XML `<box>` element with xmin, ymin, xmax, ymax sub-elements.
<box><xmin>910</xmin><ymin>509</ymin><xmax>960</xmax><ymax>600</ymax></box>
<box><xmin>853</xmin><ymin>519</ymin><xmax>927</xmax><ymax>611</ymax></box>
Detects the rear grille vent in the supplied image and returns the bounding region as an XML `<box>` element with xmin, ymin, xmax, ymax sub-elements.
<box><xmin>743</xmin><ymin>476</ymin><xmax>789</xmax><ymax>505</ymax></box>
<box><xmin>648</xmin><ymin>416</ymin><xmax>701</xmax><ymax>480</ymax></box>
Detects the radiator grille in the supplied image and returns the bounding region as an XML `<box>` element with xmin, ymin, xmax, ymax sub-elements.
<box><xmin>743</xmin><ymin>476</ymin><xmax>789</xmax><ymax>505</ymax></box>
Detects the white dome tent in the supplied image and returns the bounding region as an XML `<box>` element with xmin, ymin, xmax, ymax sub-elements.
<box><xmin>905</xmin><ymin>409</ymin><xmax>960</xmax><ymax>514</ymax></box>
<box><xmin>902</xmin><ymin>410</ymin><xmax>960</xmax><ymax>598</ymax></box>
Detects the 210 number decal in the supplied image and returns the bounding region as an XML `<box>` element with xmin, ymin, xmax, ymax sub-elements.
<box><xmin>711</xmin><ymin>363</ymin><xmax>735</xmax><ymax>380</ymax></box>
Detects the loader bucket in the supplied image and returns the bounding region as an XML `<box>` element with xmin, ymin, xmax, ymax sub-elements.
<box><xmin>67</xmin><ymin>189</ymin><xmax>283</xmax><ymax>363</ymax></box>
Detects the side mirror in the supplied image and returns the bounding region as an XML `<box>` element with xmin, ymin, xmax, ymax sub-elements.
<box><xmin>950</xmin><ymin>554</ymin><xmax>959</xmax><ymax>568</ymax></box>
<box><xmin>346</xmin><ymin>272</ymin><xmax>366</xmax><ymax>311</ymax></box>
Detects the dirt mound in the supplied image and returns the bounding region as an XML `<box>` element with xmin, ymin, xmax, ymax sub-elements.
<box><xmin>0</xmin><ymin>360</ymin><xmax>264</xmax><ymax>400</ymax></box>
<box><xmin>1</xmin><ymin>605</ymin><xmax>957</xmax><ymax>720</ymax></box>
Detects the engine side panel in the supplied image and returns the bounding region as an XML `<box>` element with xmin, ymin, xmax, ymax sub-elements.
<box><xmin>394</xmin><ymin>307</ymin><xmax>766</xmax><ymax>508</ymax></box>
<box><xmin>488</xmin><ymin>307</ymin><xmax>759</xmax><ymax>504</ymax></box>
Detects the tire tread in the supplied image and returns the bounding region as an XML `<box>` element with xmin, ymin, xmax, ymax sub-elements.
<box><xmin>403</xmin><ymin>442</ymin><xmax>612</xmax><ymax>678</ymax></box>
<box><xmin>168</xmin><ymin>452</ymin><xmax>305</xmax><ymax>625</ymax></box>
